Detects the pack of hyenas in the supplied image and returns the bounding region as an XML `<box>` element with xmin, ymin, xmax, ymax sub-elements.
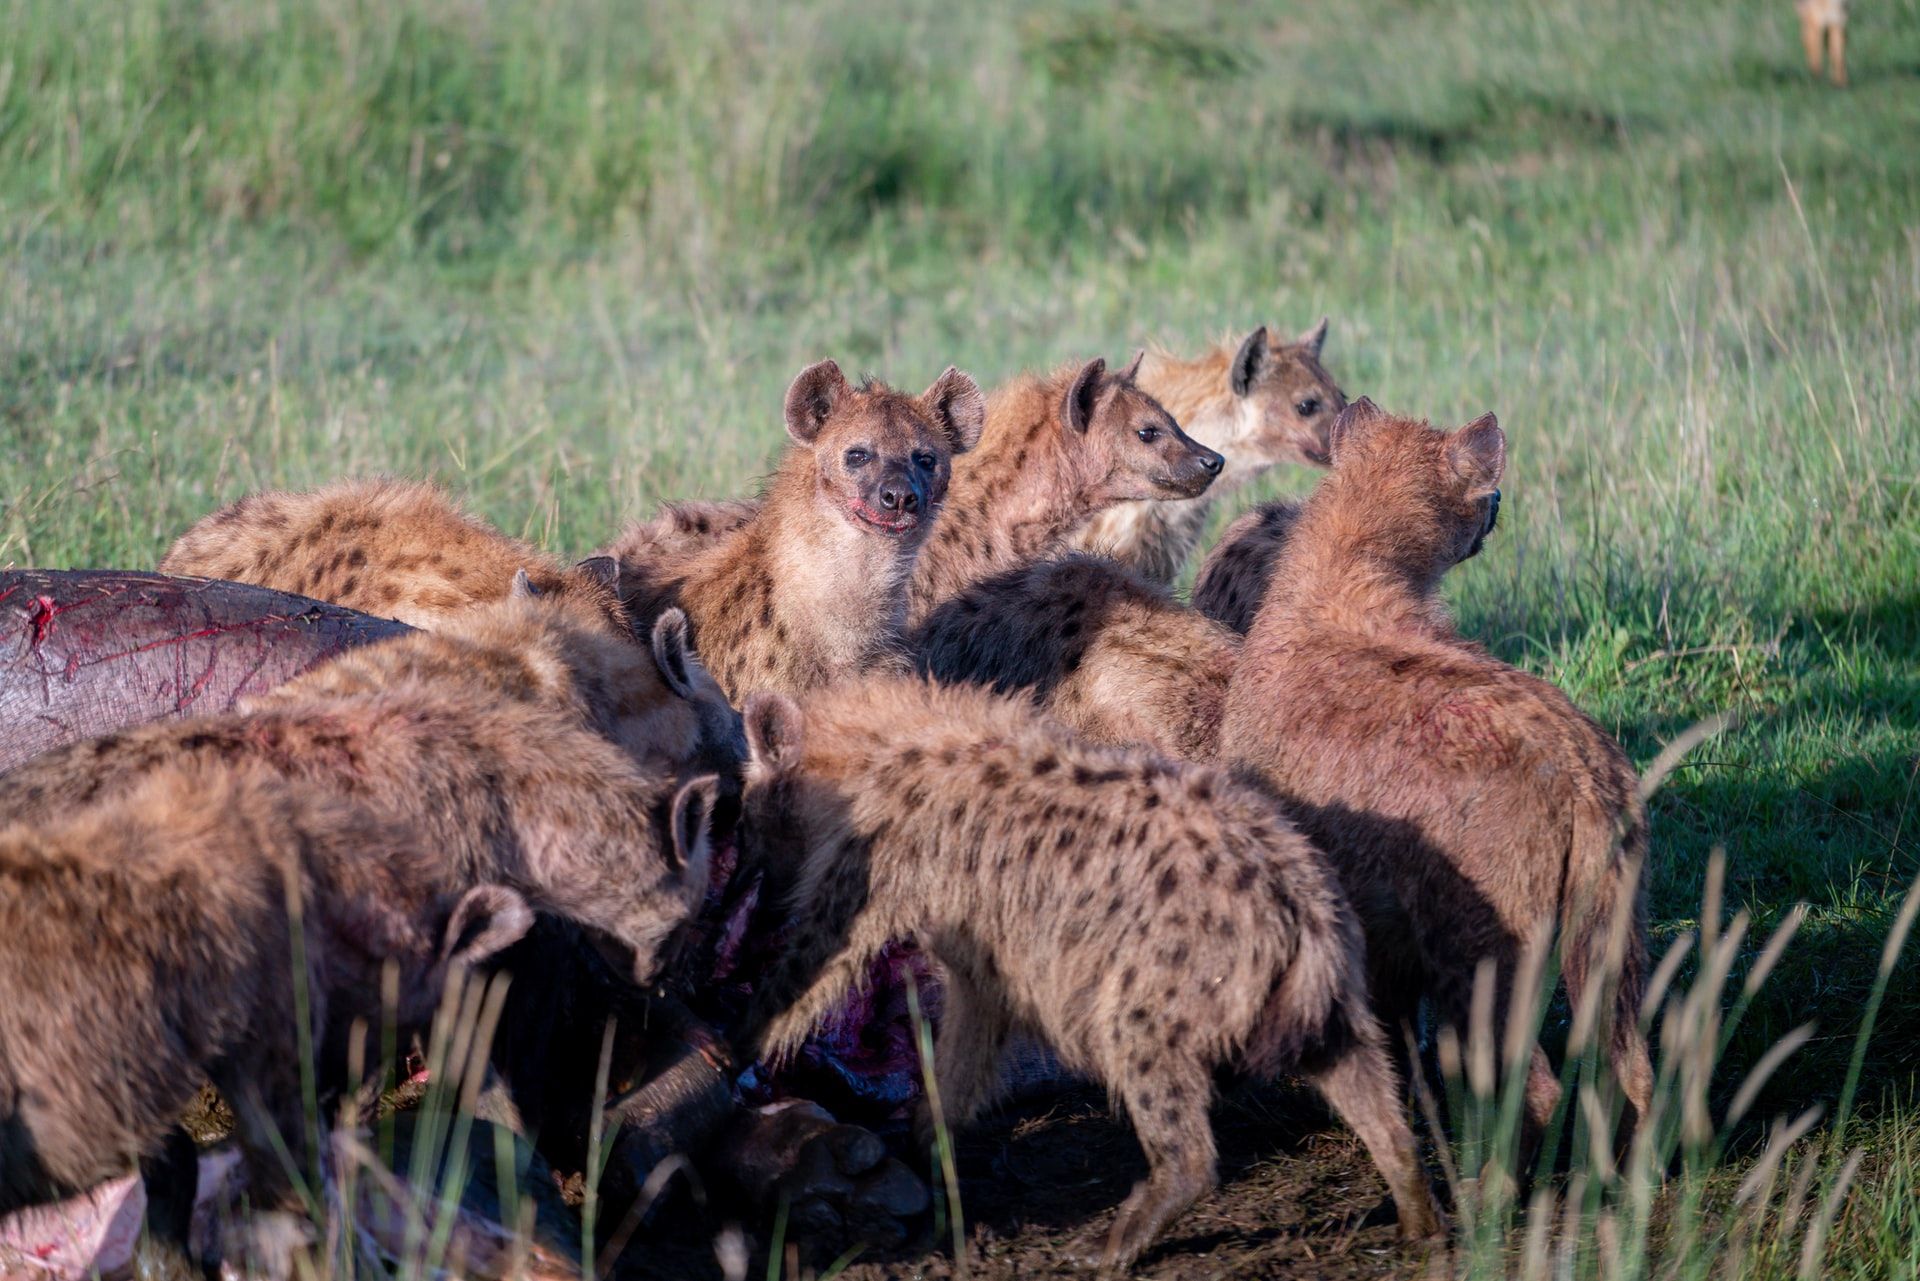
<box><xmin>1</xmin><ymin>321</ymin><xmax>1658</xmax><ymax>1273</ymax></box>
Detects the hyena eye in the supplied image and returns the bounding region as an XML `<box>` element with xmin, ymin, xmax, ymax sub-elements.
<box><xmin>1136</xmin><ymin>427</ymin><xmax>1160</xmax><ymax>444</ymax></box>
<box><xmin>1295</xmin><ymin>397</ymin><xmax>1322</xmax><ymax>417</ymax></box>
<box><xmin>912</xmin><ymin>451</ymin><xmax>937</xmax><ymax>470</ymax></box>
<box><xmin>843</xmin><ymin>448</ymin><xmax>871</xmax><ymax>468</ymax></box>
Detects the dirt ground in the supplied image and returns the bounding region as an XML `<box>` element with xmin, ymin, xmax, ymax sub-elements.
<box><xmin>629</xmin><ymin>1083</ymin><xmax>1442</xmax><ymax>1281</ymax></box>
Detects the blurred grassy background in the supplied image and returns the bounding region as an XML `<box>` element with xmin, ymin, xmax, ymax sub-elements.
<box><xmin>2</xmin><ymin>0</ymin><xmax>1918</xmax><ymax>1264</ymax></box>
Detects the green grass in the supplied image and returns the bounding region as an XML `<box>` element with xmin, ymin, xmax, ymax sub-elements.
<box><xmin>3</xmin><ymin>0</ymin><xmax>1917</xmax><ymax>1273</ymax></box>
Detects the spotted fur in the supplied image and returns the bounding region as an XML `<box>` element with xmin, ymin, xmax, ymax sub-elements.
<box><xmin>913</xmin><ymin>553</ymin><xmax>1238</xmax><ymax>759</ymax></box>
<box><xmin>602</xmin><ymin>361</ymin><xmax>985</xmax><ymax>704</ymax></box>
<box><xmin>161</xmin><ymin>476</ymin><xmax>628</xmax><ymax>633</ymax></box>
<box><xmin>735</xmin><ymin>677</ymin><xmax>1441</xmax><ymax>1270</ymax></box>
<box><xmin>0</xmin><ymin>764</ymin><xmax>531</xmax><ymax>1229</ymax></box>
<box><xmin>1190</xmin><ymin>499</ymin><xmax>1302</xmax><ymax>635</ymax></box>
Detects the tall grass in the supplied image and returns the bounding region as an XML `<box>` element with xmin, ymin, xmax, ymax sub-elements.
<box><xmin>4</xmin><ymin>0</ymin><xmax>1917</xmax><ymax>1273</ymax></box>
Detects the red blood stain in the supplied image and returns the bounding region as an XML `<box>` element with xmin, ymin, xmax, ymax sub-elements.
<box><xmin>27</xmin><ymin>595</ymin><xmax>60</xmax><ymax>647</ymax></box>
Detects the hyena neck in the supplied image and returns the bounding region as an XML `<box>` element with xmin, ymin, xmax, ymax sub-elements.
<box><xmin>922</xmin><ymin>405</ymin><xmax>1108</xmax><ymax>606</ymax></box>
<box><xmin>1076</xmin><ymin>490</ymin><xmax>1220</xmax><ymax>584</ymax></box>
<box><xmin>1258</xmin><ymin>508</ymin><xmax>1455</xmax><ymax>645</ymax></box>
<box><xmin>761</xmin><ymin>463</ymin><xmax>918</xmax><ymax>672</ymax></box>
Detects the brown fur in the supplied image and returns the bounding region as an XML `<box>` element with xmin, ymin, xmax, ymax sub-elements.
<box><xmin>164</xmin><ymin>488</ymin><xmax>745</xmax><ymax>783</ymax></box>
<box><xmin>0</xmin><ymin>592</ymin><xmax>724</xmax><ymax>988</ymax></box>
<box><xmin>1797</xmin><ymin>0</ymin><xmax>1849</xmax><ymax>86</ymax></box>
<box><xmin>1071</xmin><ymin>323</ymin><xmax>1343</xmax><ymax>582</ymax></box>
<box><xmin>1219</xmin><ymin>399</ymin><xmax>1653</xmax><ymax>1140</ymax></box>
<box><xmin>905</xmin><ymin>356</ymin><xmax>1224</xmax><ymax>624</ymax></box>
<box><xmin>0</xmin><ymin>763</ymin><xmax>532</xmax><ymax>1226</ymax></box>
<box><xmin>603</xmin><ymin>360</ymin><xmax>986</xmax><ymax>703</ymax></box>
<box><xmin>160</xmin><ymin>477</ymin><xmax>630</xmax><ymax>633</ymax></box>
<box><xmin>734</xmin><ymin>677</ymin><xmax>1441</xmax><ymax>1269</ymax></box>
<box><xmin>912</xmin><ymin>553</ymin><xmax>1239</xmax><ymax>759</ymax></box>
<box><xmin>1190</xmin><ymin>499</ymin><xmax>1303</xmax><ymax>635</ymax></box>
<box><xmin>598</xmin><ymin>498</ymin><xmax>763</xmax><ymax>626</ymax></box>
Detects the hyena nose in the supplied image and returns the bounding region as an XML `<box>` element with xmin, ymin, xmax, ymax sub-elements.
<box><xmin>880</xmin><ymin>484</ymin><xmax>917</xmax><ymax>513</ymax></box>
<box><xmin>1197</xmin><ymin>448</ymin><xmax>1225</xmax><ymax>476</ymax></box>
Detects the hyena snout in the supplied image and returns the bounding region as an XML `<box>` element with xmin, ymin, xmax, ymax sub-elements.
<box><xmin>874</xmin><ymin>466</ymin><xmax>921</xmax><ymax>514</ymax></box>
<box><xmin>851</xmin><ymin>463</ymin><xmax>927</xmax><ymax>533</ymax></box>
<box><xmin>1164</xmin><ymin>436</ymin><xmax>1226</xmax><ymax>496</ymax></box>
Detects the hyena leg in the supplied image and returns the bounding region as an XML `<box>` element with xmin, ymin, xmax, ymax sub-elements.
<box><xmin>1800</xmin><ymin>9</ymin><xmax>1826</xmax><ymax>74</ymax></box>
<box><xmin>133</xmin><ymin>1125</ymin><xmax>201</xmax><ymax>1279</ymax></box>
<box><xmin>747</xmin><ymin>915</ymin><xmax>895</xmax><ymax>1065</ymax></box>
<box><xmin>208</xmin><ymin>1063</ymin><xmax>322</xmax><ymax>1280</ymax></box>
<box><xmin>913</xmin><ymin>971</ymin><xmax>1012</xmax><ymax>1150</ymax></box>
<box><xmin>1562</xmin><ymin>954</ymin><xmax>1655</xmax><ymax>1141</ymax></box>
<box><xmin>1099</xmin><ymin>1059</ymin><xmax>1218</xmax><ymax>1273</ymax></box>
<box><xmin>1828</xmin><ymin>22</ymin><xmax>1847</xmax><ymax>86</ymax></box>
<box><xmin>1438</xmin><ymin>948</ymin><xmax>1563</xmax><ymax>1145</ymax></box>
<box><xmin>1306</xmin><ymin>1030</ymin><xmax>1444</xmax><ymax>1241</ymax></box>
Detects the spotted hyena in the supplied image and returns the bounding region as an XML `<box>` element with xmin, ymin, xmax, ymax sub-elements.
<box><xmin>1219</xmin><ymin>398</ymin><xmax>1653</xmax><ymax>1141</ymax></box>
<box><xmin>601</xmin><ymin>360</ymin><xmax>985</xmax><ymax>703</ymax></box>
<box><xmin>905</xmin><ymin>355</ymin><xmax>1224</xmax><ymax>624</ymax></box>
<box><xmin>1190</xmin><ymin>498</ymin><xmax>1302</xmax><ymax>635</ymax></box>
<box><xmin>0</xmin><ymin>588</ymin><xmax>725</xmax><ymax>990</ymax></box>
<box><xmin>0</xmin><ymin>763</ymin><xmax>534</xmax><ymax>1267</ymax></box>
<box><xmin>161</xmin><ymin>476</ymin><xmax>629</xmax><ymax>633</ymax></box>
<box><xmin>1069</xmin><ymin>322</ymin><xmax>1342</xmax><ymax>582</ymax></box>
<box><xmin>913</xmin><ymin>552</ymin><xmax>1239</xmax><ymax>759</ymax></box>
<box><xmin>733</xmin><ymin>677</ymin><xmax>1441</xmax><ymax>1270</ymax></box>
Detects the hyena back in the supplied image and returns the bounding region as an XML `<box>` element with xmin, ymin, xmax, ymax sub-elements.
<box><xmin>161</xmin><ymin>476</ymin><xmax>628</xmax><ymax>633</ymax></box>
<box><xmin>913</xmin><ymin>552</ymin><xmax>1238</xmax><ymax>759</ymax></box>
<box><xmin>1190</xmin><ymin>499</ymin><xmax>1302</xmax><ymax>636</ymax></box>
<box><xmin>736</xmin><ymin>678</ymin><xmax>1441</xmax><ymax>1270</ymax></box>
<box><xmin>0</xmin><ymin>593</ymin><xmax>725</xmax><ymax>988</ymax></box>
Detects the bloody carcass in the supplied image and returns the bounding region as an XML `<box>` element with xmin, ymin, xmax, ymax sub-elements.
<box><xmin>0</xmin><ymin>570</ymin><xmax>412</xmax><ymax>774</ymax></box>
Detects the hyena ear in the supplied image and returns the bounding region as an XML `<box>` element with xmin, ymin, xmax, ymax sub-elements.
<box><xmin>920</xmin><ymin>366</ymin><xmax>986</xmax><ymax>455</ymax></box>
<box><xmin>1230</xmin><ymin>326</ymin><xmax>1269</xmax><ymax>397</ymax></box>
<box><xmin>1326</xmin><ymin>396</ymin><xmax>1386</xmax><ymax>463</ymax></box>
<box><xmin>509</xmin><ymin>568</ymin><xmax>541</xmax><ymax>599</ymax></box>
<box><xmin>572</xmin><ymin>555</ymin><xmax>621</xmax><ymax>593</ymax></box>
<box><xmin>1061</xmin><ymin>357</ymin><xmax>1106</xmax><ymax>434</ymax></box>
<box><xmin>784</xmin><ymin>358</ymin><xmax>849</xmax><ymax>446</ymax></box>
<box><xmin>1295</xmin><ymin>317</ymin><xmax>1329</xmax><ymax>359</ymax></box>
<box><xmin>1116</xmin><ymin>348</ymin><xmax>1146</xmax><ymax>385</ymax></box>
<box><xmin>669</xmin><ymin>775</ymin><xmax>720</xmax><ymax>883</ymax></box>
<box><xmin>441</xmin><ymin>885</ymin><xmax>534</xmax><ymax>968</ymax></box>
<box><xmin>743</xmin><ymin>691</ymin><xmax>804</xmax><ymax>770</ymax></box>
<box><xmin>1449</xmin><ymin>412</ymin><xmax>1505</xmax><ymax>496</ymax></box>
<box><xmin>650</xmin><ymin>608</ymin><xmax>699</xmax><ymax>699</ymax></box>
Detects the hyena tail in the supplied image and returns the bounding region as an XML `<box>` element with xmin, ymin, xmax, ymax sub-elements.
<box><xmin>1243</xmin><ymin>871</ymin><xmax>1373</xmax><ymax>1079</ymax></box>
<box><xmin>1562</xmin><ymin>805</ymin><xmax>1654</xmax><ymax>1129</ymax></box>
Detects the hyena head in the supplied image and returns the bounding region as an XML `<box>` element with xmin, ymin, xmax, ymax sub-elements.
<box><xmin>1062</xmin><ymin>353</ymin><xmax>1225</xmax><ymax>502</ymax></box>
<box><xmin>735</xmin><ymin>691</ymin><xmax>823</xmax><ymax>885</ymax></box>
<box><xmin>616</xmin><ymin>773</ymin><xmax>723</xmax><ymax>989</ymax></box>
<box><xmin>783</xmin><ymin>358</ymin><xmax>986</xmax><ymax>542</ymax></box>
<box><xmin>1323</xmin><ymin>397</ymin><xmax>1506</xmax><ymax>577</ymax></box>
<box><xmin>1223</xmin><ymin>319</ymin><xmax>1346</xmax><ymax>469</ymax></box>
